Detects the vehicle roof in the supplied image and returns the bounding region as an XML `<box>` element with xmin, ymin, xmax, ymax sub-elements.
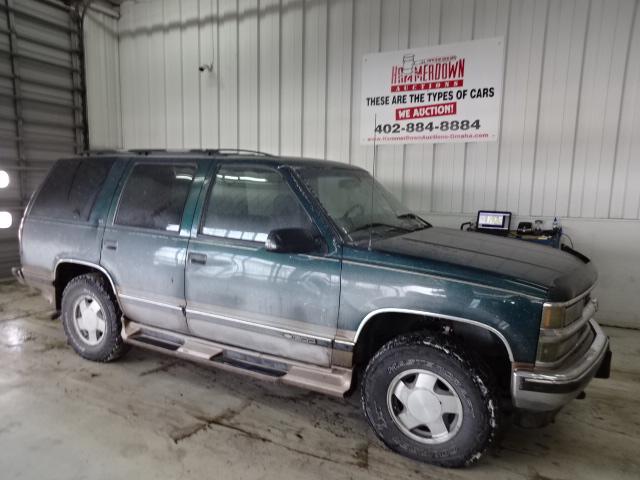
<box><xmin>76</xmin><ymin>150</ymin><xmax>364</xmax><ymax>171</ymax></box>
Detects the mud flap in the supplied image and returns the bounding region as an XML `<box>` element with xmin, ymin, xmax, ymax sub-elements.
<box><xmin>595</xmin><ymin>347</ymin><xmax>612</xmax><ymax>379</ymax></box>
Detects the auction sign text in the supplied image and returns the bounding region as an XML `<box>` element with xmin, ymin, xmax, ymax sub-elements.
<box><xmin>361</xmin><ymin>37</ymin><xmax>504</xmax><ymax>145</ymax></box>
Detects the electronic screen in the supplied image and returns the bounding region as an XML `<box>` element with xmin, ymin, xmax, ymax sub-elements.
<box><xmin>476</xmin><ymin>210</ymin><xmax>511</xmax><ymax>234</ymax></box>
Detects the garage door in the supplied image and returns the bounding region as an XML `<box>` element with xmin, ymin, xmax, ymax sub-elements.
<box><xmin>0</xmin><ymin>0</ymin><xmax>85</xmax><ymax>277</ymax></box>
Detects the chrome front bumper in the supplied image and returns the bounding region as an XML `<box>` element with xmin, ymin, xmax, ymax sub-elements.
<box><xmin>512</xmin><ymin>319</ymin><xmax>611</xmax><ymax>411</ymax></box>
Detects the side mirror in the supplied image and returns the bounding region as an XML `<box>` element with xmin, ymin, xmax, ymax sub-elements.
<box><xmin>265</xmin><ymin>228</ymin><xmax>317</xmax><ymax>254</ymax></box>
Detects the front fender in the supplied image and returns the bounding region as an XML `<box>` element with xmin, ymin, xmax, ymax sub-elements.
<box><xmin>337</xmin><ymin>257</ymin><xmax>544</xmax><ymax>364</ymax></box>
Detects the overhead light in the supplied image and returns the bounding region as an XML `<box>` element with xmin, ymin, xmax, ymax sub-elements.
<box><xmin>0</xmin><ymin>211</ymin><xmax>12</xmax><ymax>228</ymax></box>
<box><xmin>0</xmin><ymin>170</ymin><xmax>9</xmax><ymax>189</ymax></box>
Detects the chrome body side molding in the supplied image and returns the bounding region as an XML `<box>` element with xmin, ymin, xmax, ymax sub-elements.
<box><xmin>119</xmin><ymin>293</ymin><xmax>184</xmax><ymax>311</ymax></box>
<box><xmin>185</xmin><ymin>307</ymin><xmax>334</xmax><ymax>349</ymax></box>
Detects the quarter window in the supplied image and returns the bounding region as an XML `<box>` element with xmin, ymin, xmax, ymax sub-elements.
<box><xmin>201</xmin><ymin>166</ymin><xmax>314</xmax><ymax>242</ymax></box>
<box><xmin>115</xmin><ymin>164</ymin><xmax>195</xmax><ymax>232</ymax></box>
<box><xmin>29</xmin><ymin>158</ymin><xmax>115</xmax><ymax>222</ymax></box>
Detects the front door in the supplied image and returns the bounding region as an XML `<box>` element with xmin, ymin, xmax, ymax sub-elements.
<box><xmin>101</xmin><ymin>159</ymin><xmax>207</xmax><ymax>333</ymax></box>
<box><xmin>185</xmin><ymin>164</ymin><xmax>341</xmax><ymax>366</ymax></box>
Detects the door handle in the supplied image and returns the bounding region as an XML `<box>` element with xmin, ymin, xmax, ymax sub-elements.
<box><xmin>189</xmin><ymin>252</ymin><xmax>207</xmax><ymax>265</ymax></box>
<box><xmin>104</xmin><ymin>240</ymin><xmax>118</xmax><ymax>251</ymax></box>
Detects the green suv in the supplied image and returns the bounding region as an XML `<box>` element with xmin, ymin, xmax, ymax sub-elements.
<box><xmin>14</xmin><ymin>150</ymin><xmax>611</xmax><ymax>467</ymax></box>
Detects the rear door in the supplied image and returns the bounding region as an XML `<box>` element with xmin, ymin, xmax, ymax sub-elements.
<box><xmin>101</xmin><ymin>158</ymin><xmax>208</xmax><ymax>333</ymax></box>
<box><xmin>184</xmin><ymin>163</ymin><xmax>341</xmax><ymax>366</ymax></box>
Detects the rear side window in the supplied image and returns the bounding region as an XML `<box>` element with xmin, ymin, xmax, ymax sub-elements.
<box><xmin>201</xmin><ymin>166</ymin><xmax>314</xmax><ymax>242</ymax></box>
<box><xmin>115</xmin><ymin>164</ymin><xmax>195</xmax><ymax>232</ymax></box>
<box><xmin>29</xmin><ymin>158</ymin><xmax>115</xmax><ymax>222</ymax></box>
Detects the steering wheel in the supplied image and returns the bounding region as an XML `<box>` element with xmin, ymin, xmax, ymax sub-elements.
<box><xmin>340</xmin><ymin>204</ymin><xmax>366</xmax><ymax>232</ymax></box>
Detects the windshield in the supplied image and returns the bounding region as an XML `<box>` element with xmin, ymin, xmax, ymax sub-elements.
<box><xmin>297</xmin><ymin>166</ymin><xmax>430</xmax><ymax>243</ymax></box>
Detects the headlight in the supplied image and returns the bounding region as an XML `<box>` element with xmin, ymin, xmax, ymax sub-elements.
<box><xmin>536</xmin><ymin>296</ymin><xmax>597</xmax><ymax>368</ymax></box>
<box><xmin>537</xmin><ymin>334</ymin><xmax>571</xmax><ymax>363</ymax></box>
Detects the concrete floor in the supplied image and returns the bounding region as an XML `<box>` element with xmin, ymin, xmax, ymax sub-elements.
<box><xmin>1</xmin><ymin>280</ymin><xmax>639</xmax><ymax>480</ymax></box>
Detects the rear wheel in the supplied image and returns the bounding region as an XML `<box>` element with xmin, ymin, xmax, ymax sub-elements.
<box><xmin>61</xmin><ymin>273</ymin><xmax>128</xmax><ymax>362</ymax></box>
<box><xmin>361</xmin><ymin>332</ymin><xmax>500</xmax><ymax>467</ymax></box>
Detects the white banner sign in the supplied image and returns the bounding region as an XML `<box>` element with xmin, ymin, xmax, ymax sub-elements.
<box><xmin>360</xmin><ymin>37</ymin><xmax>504</xmax><ymax>145</ymax></box>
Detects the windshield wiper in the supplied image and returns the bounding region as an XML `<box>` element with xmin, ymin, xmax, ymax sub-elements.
<box><xmin>396</xmin><ymin>213</ymin><xmax>432</xmax><ymax>229</ymax></box>
<box><xmin>349</xmin><ymin>222</ymin><xmax>412</xmax><ymax>235</ymax></box>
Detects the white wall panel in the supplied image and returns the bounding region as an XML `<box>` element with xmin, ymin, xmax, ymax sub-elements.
<box><xmin>85</xmin><ymin>7</ymin><xmax>122</xmax><ymax>148</ymax></box>
<box><xmin>349</xmin><ymin>0</ymin><xmax>380</xmax><ymax>173</ymax></box>
<box><xmin>301</xmin><ymin>0</ymin><xmax>327</xmax><ymax>158</ymax></box>
<box><xmin>147</xmin><ymin>2</ymin><xmax>167</xmax><ymax>147</ymax></box>
<box><xmin>198</xmin><ymin>0</ymin><xmax>218</xmax><ymax>147</ymax></box>
<box><xmin>616</xmin><ymin>1</ymin><xmax>640</xmax><ymax>219</ymax></box>
<box><xmin>258</xmin><ymin>0</ymin><xmax>280</xmax><ymax>153</ymax></box>
<box><xmin>218</xmin><ymin>0</ymin><xmax>239</xmax><ymax>148</ymax></box>
<box><xmin>181</xmin><ymin>0</ymin><xmax>201</xmax><ymax>147</ymax></box>
<box><xmin>325</xmin><ymin>0</ymin><xmax>353</xmax><ymax>164</ymax></box>
<box><xmin>570</xmin><ymin>0</ymin><xmax>636</xmax><ymax>219</ymax></box>
<box><xmin>279</xmin><ymin>0</ymin><xmax>303</xmax><ymax>156</ymax></box>
<box><xmin>87</xmin><ymin>0</ymin><xmax>640</xmax><ymax>326</ymax></box>
<box><xmin>238</xmin><ymin>0</ymin><xmax>259</xmax><ymax>150</ymax></box>
<box><xmin>165</xmin><ymin>0</ymin><xmax>185</xmax><ymax>146</ymax></box>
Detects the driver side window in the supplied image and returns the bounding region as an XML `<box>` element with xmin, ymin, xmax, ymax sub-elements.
<box><xmin>201</xmin><ymin>166</ymin><xmax>316</xmax><ymax>243</ymax></box>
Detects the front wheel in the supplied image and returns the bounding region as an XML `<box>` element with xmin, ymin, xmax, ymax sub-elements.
<box><xmin>361</xmin><ymin>333</ymin><xmax>500</xmax><ymax>468</ymax></box>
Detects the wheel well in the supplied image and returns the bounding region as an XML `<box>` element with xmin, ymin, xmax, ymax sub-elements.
<box><xmin>352</xmin><ymin>312</ymin><xmax>512</xmax><ymax>392</ymax></box>
<box><xmin>54</xmin><ymin>263</ymin><xmax>113</xmax><ymax>310</ymax></box>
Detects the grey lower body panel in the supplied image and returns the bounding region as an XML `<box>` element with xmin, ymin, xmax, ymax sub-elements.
<box><xmin>18</xmin><ymin>267</ymin><xmax>55</xmax><ymax>304</ymax></box>
<box><xmin>121</xmin><ymin>319</ymin><xmax>353</xmax><ymax>397</ymax></box>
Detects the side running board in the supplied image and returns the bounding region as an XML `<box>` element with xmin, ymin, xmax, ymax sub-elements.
<box><xmin>121</xmin><ymin>319</ymin><xmax>352</xmax><ymax>397</ymax></box>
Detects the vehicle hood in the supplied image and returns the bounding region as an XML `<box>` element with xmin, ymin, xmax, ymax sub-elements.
<box><xmin>371</xmin><ymin>227</ymin><xmax>596</xmax><ymax>301</ymax></box>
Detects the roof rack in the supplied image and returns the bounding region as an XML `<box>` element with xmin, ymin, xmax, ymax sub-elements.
<box><xmin>194</xmin><ymin>148</ymin><xmax>273</xmax><ymax>157</ymax></box>
<box><xmin>128</xmin><ymin>149</ymin><xmax>169</xmax><ymax>155</ymax></box>
<box><xmin>80</xmin><ymin>148</ymin><xmax>275</xmax><ymax>157</ymax></box>
<box><xmin>79</xmin><ymin>149</ymin><xmax>120</xmax><ymax>155</ymax></box>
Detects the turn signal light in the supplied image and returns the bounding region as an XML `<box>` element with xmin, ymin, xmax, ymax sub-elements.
<box><xmin>541</xmin><ymin>305</ymin><xmax>566</xmax><ymax>329</ymax></box>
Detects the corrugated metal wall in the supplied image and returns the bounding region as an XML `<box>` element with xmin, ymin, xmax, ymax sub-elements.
<box><xmin>0</xmin><ymin>0</ymin><xmax>86</xmax><ymax>277</ymax></box>
<box><xmin>84</xmin><ymin>7</ymin><xmax>122</xmax><ymax>149</ymax></box>
<box><xmin>113</xmin><ymin>0</ymin><xmax>640</xmax><ymax>222</ymax></box>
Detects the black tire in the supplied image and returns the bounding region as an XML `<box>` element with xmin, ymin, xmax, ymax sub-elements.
<box><xmin>361</xmin><ymin>332</ymin><xmax>500</xmax><ymax>468</ymax></box>
<box><xmin>61</xmin><ymin>273</ymin><xmax>129</xmax><ymax>362</ymax></box>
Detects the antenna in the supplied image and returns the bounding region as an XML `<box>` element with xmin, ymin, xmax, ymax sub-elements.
<box><xmin>368</xmin><ymin>114</ymin><xmax>378</xmax><ymax>251</ymax></box>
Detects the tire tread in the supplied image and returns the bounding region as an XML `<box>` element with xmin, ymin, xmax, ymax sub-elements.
<box><xmin>61</xmin><ymin>273</ymin><xmax>129</xmax><ymax>362</ymax></box>
<box><xmin>361</xmin><ymin>331</ymin><xmax>501</xmax><ymax>468</ymax></box>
